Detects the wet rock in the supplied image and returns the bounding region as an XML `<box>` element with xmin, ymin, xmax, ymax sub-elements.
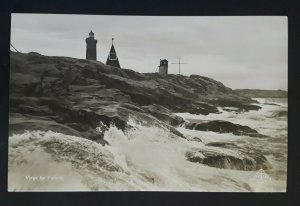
<box><xmin>184</xmin><ymin>120</ymin><xmax>266</xmax><ymax>137</ymax></box>
<box><xmin>206</xmin><ymin>142</ymin><xmax>238</xmax><ymax>148</ymax></box>
<box><xmin>264</xmin><ymin>103</ymin><xmax>280</xmax><ymax>106</ymax></box>
<box><xmin>271</xmin><ymin>110</ymin><xmax>287</xmax><ymax>118</ymax></box>
<box><xmin>9</xmin><ymin>113</ymin><xmax>82</xmax><ymax>137</ymax></box>
<box><xmin>209</xmin><ymin>97</ymin><xmax>261</xmax><ymax>111</ymax></box>
<box><xmin>141</xmin><ymin>104</ymin><xmax>185</xmax><ymax>126</ymax></box>
<box><xmin>185</xmin><ymin>146</ymin><xmax>271</xmax><ymax>171</ymax></box>
<box><xmin>189</xmin><ymin>137</ymin><xmax>203</xmax><ymax>142</ymax></box>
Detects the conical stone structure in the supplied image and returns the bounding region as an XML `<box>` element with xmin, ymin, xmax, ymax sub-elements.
<box><xmin>106</xmin><ymin>38</ymin><xmax>121</xmax><ymax>68</ymax></box>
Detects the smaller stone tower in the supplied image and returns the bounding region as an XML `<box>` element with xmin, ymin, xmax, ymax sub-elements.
<box><xmin>85</xmin><ymin>30</ymin><xmax>97</xmax><ymax>60</ymax></box>
<box><xmin>159</xmin><ymin>59</ymin><xmax>168</xmax><ymax>76</ymax></box>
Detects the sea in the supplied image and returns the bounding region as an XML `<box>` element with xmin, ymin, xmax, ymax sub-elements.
<box><xmin>8</xmin><ymin>98</ymin><xmax>287</xmax><ymax>192</ymax></box>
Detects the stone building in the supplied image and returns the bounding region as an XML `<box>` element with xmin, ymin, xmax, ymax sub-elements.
<box><xmin>159</xmin><ymin>59</ymin><xmax>168</xmax><ymax>76</ymax></box>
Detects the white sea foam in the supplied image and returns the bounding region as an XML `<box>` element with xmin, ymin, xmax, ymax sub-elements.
<box><xmin>8</xmin><ymin>98</ymin><xmax>287</xmax><ymax>192</ymax></box>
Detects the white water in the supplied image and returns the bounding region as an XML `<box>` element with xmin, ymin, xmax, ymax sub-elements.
<box><xmin>8</xmin><ymin>98</ymin><xmax>287</xmax><ymax>192</ymax></box>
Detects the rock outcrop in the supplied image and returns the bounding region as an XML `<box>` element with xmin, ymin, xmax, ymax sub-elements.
<box><xmin>271</xmin><ymin>110</ymin><xmax>287</xmax><ymax>118</ymax></box>
<box><xmin>186</xmin><ymin>142</ymin><xmax>271</xmax><ymax>171</ymax></box>
<box><xmin>234</xmin><ymin>89</ymin><xmax>287</xmax><ymax>98</ymax></box>
<box><xmin>9</xmin><ymin>52</ymin><xmax>262</xmax><ymax>144</ymax></box>
<box><xmin>184</xmin><ymin>120</ymin><xmax>267</xmax><ymax>137</ymax></box>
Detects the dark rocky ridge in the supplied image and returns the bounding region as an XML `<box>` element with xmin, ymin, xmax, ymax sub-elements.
<box><xmin>234</xmin><ymin>89</ymin><xmax>287</xmax><ymax>98</ymax></box>
<box><xmin>9</xmin><ymin>52</ymin><xmax>263</xmax><ymax>144</ymax></box>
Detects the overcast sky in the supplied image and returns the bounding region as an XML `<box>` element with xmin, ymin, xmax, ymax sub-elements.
<box><xmin>11</xmin><ymin>14</ymin><xmax>287</xmax><ymax>90</ymax></box>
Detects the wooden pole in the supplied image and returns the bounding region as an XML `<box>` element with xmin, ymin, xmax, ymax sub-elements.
<box><xmin>10</xmin><ymin>43</ymin><xmax>19</xmax><ymax>52</ymax></box>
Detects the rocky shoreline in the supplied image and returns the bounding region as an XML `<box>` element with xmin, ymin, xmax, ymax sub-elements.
<box><xmin>9</xmin><ymin>52</ymin><xmax>266</xmax><ymax>144</ymax></box>
<box><xmin>234</xmin><ymin>89</ymin><xmax>287</xmax><ymax>98</ymax></box>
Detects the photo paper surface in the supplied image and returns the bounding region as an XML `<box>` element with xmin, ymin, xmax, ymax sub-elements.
<box><xmin>8</xmin><ymin>14</ymin><xmax>287</xmax><ymax>192</ymax></box>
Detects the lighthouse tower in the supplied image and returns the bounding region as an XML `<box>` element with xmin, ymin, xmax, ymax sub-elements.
<box><xmin>106</xmin><ymin>38</ymin><xmax>121</xmax><ymax>68</ymax></box>
<box><xmin>85</xmin><ymin>30</ymin><xmax>97</xmax><ymax>60</ymax></box>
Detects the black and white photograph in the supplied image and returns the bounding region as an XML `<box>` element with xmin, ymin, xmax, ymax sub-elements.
<box><xmin>8</xmin><ymin>14</ymin><xmax>287</xmax><ymax>192</ymax></box>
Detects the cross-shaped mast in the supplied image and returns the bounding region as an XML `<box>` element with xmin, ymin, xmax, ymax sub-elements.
<box><xmin>172</xmin><ymin>57</ymin><xmax>187</xmax><ymax>75</ymax></box>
